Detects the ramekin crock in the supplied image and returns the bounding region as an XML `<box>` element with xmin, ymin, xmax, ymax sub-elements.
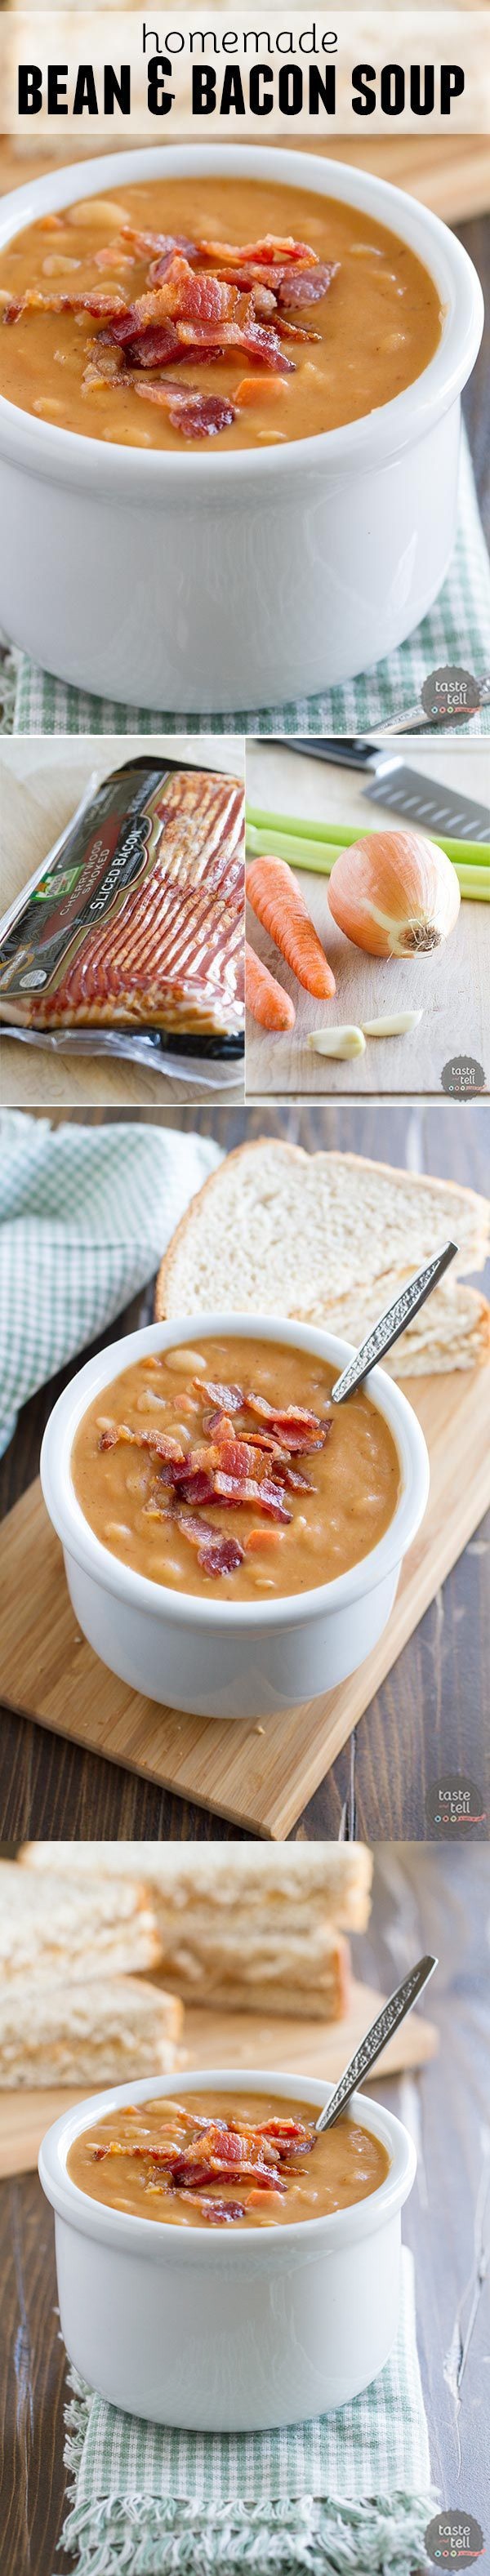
<box><xmin>39</xmin><ymin>1313</ymin><xmax>430</xmax><ymax>1720</ymax></box>
<box><xmin>38</xmin><ymin>2067</ymin><xmax>416</xmax><ymax>2430</ymax></box>
<box><xmin>0</xmin><ymin>144</ymin><xmax>483</xmax><ymax>710</ymax></box>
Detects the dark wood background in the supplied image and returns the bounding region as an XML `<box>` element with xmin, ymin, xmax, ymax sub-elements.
<box><xmin>1</xmin><ymin>1845</ymin><xmax>488</xmax><ymax>2576</ymax></box>
<box><xmin>1</xmin><ymin>1103</ymin><xmax>488</xmax><ymax>1844</ymax></box>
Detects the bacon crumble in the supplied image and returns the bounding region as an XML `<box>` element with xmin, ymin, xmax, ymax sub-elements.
<box><xmin>98</xmin><ymin>1378</ymin><xmax>332</xmax><ymax>1573</ymax></box>
<box><xmin>91</xmin><ymin>2107</ymin><xmax>315</xmax><ymax>2221</ymax></box>
<box><xmin>4</xmin><ymin>223</ymin><xmax>337</xmax><ymax>437</ymax></box>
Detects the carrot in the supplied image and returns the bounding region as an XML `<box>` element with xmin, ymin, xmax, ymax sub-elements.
<box><xmin>237</xmin><ymin>376</ymin><xmax>286</xmax><ymax>406</ymax></box>
<box><xmin>246</xmin><ymin>1527</ymin><xmax>282</xmax><ymax>1550</ymax></box>
<box><xmin>247</xmin><ymin>856</ymin><xmax>336</xmax><ymax>999</ymax></box>
<box><xmin>245</xmin><ymin>940</ymin><xmax>296</xmax><ymax>1032</ymax></box>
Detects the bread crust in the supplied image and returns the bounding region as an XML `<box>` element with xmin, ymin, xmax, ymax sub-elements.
<box><xmin>154</xmin><ymin>1141</ymin><xmax>490</xmax><ymax>1363</ymax></box>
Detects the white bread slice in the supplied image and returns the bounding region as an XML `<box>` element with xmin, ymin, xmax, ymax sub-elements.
<box><xmin>154</xmin><ymin>1141</ymin><xmax>490</xmax><ymax>1377</ymax></box>
<box><xmin>0</xmin><ymin>1861</ymin><xmax>163</xmax><ymax>1984</ymax></box>
<box><xmin>20</xmin><ymin>1843</ymin><xmax>372</xmax><ymax>2018</ymax></box>
<box><xmin>0</xmin><ymin>1973</ymin><xmax>184</xmax><ymax>2089</ymax></box>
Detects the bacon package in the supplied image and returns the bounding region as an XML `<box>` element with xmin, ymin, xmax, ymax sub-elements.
<box><xmin>0</xmin><ymin>758</ymin><xmax>244</xmax><ymax>1056</ymax></box>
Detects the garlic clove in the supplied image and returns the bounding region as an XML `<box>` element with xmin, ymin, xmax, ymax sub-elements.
<box><xmin>360</xmin><ymin>1011</ymin><xmax>423</xmax><ymax>1038</ymax></box>
<box><xmin>307</xmin><ymin>1026</ymin><xmax>367</xmax><ymax>1059</ymax></box>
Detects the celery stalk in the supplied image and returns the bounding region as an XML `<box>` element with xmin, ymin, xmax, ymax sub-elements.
<box><xmin>246</xmin><ymin>808</ymin><xmax>490</xmax><ymax>868</ymax></box>
<box><xmin>246</xmin><ymin>823</ymin><xmax>490</xmax><ymax>899</ymax></box>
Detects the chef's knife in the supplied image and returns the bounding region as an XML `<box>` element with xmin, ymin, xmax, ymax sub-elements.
<box><xmin>276</xmin><ymin>739</ymin><xmax>490</xmax><ymax>842</ymax></box>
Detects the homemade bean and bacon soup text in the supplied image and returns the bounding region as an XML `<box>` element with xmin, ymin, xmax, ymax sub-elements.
<box><xmin>0</xmin><ymin>178</ymin><xmax>442</xmax><ymax>449</ymax></box>
<box><xmin>68</xmin><ymin>2089</ymin><xmax>390</xmax><ymax>2227</ymax></box>
<box><xmin>71</xmin><ymin>1335</ymin><xmax>401</xmax><ymax>1597</ymax></box>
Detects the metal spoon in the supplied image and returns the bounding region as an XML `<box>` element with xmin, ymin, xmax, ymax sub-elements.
<box><xmin>314</xmin><ymin>1952</ymin><xmax>438</xmax><ymax>2135</ymax></box>
<box><xmin>331</xmin><ymin>1240</ymin><xmax>458</xmax><ymax>1404</ymax></box>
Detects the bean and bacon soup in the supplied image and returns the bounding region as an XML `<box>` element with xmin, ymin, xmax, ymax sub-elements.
<box><xmin>71</xmin><ymin>1334</ymin><xmax>401</xmax><ymax>1598</ymax></box>
<box><xmin>0</xmin><ymin>176</ymin><xmax>442</xmax><ymax>451</ymax></box>
<box><xmin>67</xmin><ymin>2089</ymin><xmax>390</xmax><ymax>2228</ymax></box>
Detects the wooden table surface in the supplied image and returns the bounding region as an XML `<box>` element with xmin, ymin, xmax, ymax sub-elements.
<box><xmin>246</xmin><ymin>741</ymin><xmax>490</xmax><ymax>1098</ymax></box>
<box><xmin>1</xmin><ymin>1844</ymin><xmax>488</xmax><ymax>2576</ymax></box>
<box><xmin>1</xmin><ymin>1101</ymin><xmax>488</xmax><ymax>1845</ymax></box>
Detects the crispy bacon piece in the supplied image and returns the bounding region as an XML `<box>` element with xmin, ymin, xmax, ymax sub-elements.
<box><xmin>105</xmin><ymin>261</ymin><xmax>238</xmax><ymax>346</ymax></box>
<box><xmin>209</xmin><ymin>1436</ymin><xmax>252</xmax><ymax>1480</ymax></box>
<box><xmin>101</xmin><ymin>263</ymin><xmax>293</xmax><ymax>378</ymax></box>
<box><xmin>82</xmin><ymin>342</ymin><xmax>124</xmax><ymax>391</ymax></box>
<box><xmin>4</xmin><ymin>287</ymin><xmax>127</xmax><ymax>322</ymax></box>
<box><xmin>283</xmin><ymin>1462</ymin><xmax>313</xmax><ymax>1492</ymax></box>
<box><xmin>212</xmin><ymin>259</ymin><xmax>325</xmax><ymax>304</ymax></box>
<box><xmin>198</xmin><ymin>1536</ymin><xmax>247</xmax><ymax>1576</ymax></box>
<box><xmin>172</xmin><ymin>313</ymin><xmax>295</xmax><ymax>378</ymax></box>
<box><xmin>94</xmin><ymin>245</ymin><xmax>136</xmax><ymax>273</ymax></box>
<box><xmin>234</xmin><ymin>1429</ymin><xmax>311</xmax><ymax>1489</ymax></box>
<box><xmin>197</xmin><ymin>235</ymin><xmax>318</xmax><ymax>268</ymax></box>
<box><xmin>244</xmin><ymin>1395</ymin><xmax>331</xmax><ymax>1453</ymax></box>
<box><xmin>277</xmin><ymin>260</ymin><xmax>338</xmax><ymax>308</ymax></box>
<box><xmin>98</xmin><ymin>1422</ymin><xmax>185</xmax><ymax>1462</ymax></box>
<box><xmin>172</xmin><ymin>268</ymin><xmax>239</xmax><ymax>324</ymax></box>
<box><xmin>122</xmin><ymin>323</ymin><xmax>183</xmax><ymax>369</ymax></box>
<box><xmin>121</xmin><ymin>225</ymin><xmax>198</xmax><ymax>265</ymax></box>
<box><xmin>176</xmin><ymin>1471</ymin><xmax>218</xmax><ymax>1506</ymax></box>
<box><xmin>185</xmin><ymin>2196</ymin><xmax>247</xmax><ymax>2223</ymax></box>
<box><xmin>196</xmin><ymin>1378</ymin><xmax>244</xmax><ymax>1411</ymax></box>
<box><xmin>178</xmin><ymin>1513</ymin><xmax>244</xmax><ymax>1574</ymax></box>
<box><xmin>91</xmin><ymin>2108</ymin><xmax>316</xmax><ymax>2222</ymax></box>
<box><xmin>132</xmin><ymin>381</ymin><xmax>238</xmax><ymax>438</ymax></box>
<box><xmin>213</xmin><ymin>262</ymin><xmax>290</xmax><ymax>294</ymax></box>
<box><xmin>174</xmin><ymin>2124</ymin><xmax>246</xmax><ymax>2173</ymax></box>
<box><xmin>257</xmin><ymin>2118</ymin><xmax>313</xmax><ymax>2145</ymax></box>
<box><xmin>212</xmin><ymin>1473</ymin><xmax>291</xmax><ymax>1521</ymax></box>
<box><xmin>274</xmin><ymin>318</ymin><xmax>322</xmax><ymax>345</ymax></box>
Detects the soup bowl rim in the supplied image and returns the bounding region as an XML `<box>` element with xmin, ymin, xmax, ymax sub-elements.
<box><xmin>38</xmin><ymin>2066</ymin><xmax>416</xmax><ymax>2256</ymax></box>
<box><xmin>39</xmin><ymin>1310</ymin><xmax>430</xmax><ymax>1627</ymax></box>
<box><xmin>0</xmin><ymin>140</ymin><xmax>483</xmax><ymax>488</ymax></box>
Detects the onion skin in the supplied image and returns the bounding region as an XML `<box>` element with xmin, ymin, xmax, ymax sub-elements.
<box><xmin>327</xmin><ymin>829</ymin><xmax>461</xmax><ymax>959</ymax></box>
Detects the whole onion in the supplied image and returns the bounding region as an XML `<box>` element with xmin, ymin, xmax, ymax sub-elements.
<box><xmin>327</xmin><ymin>829</ymin><xmax>461</xmax><ymax>958</ymax></box>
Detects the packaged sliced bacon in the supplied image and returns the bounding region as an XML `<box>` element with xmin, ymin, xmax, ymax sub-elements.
<box><xmin>0</xmin><ymin>757</ymin><xmax>244</xmax><ymax>1055</ymax></box>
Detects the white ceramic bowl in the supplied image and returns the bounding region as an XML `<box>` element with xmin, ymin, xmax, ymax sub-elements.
<box><xmin>0</xmin><ymin>145</ymin><xmax>483</xmax><ymax>709</ymax></box>
<box><xmin>39</xmin><ymin>2067</ymin><xmax>416</xmax><ymax>2429</ymax></box>
<box><xmin>40</xmin><ymin>1313</ymin><xmax>430</xmax><ymax>1720</ymax></box>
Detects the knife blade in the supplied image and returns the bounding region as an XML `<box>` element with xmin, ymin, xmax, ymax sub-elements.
<box><xmin>277</xmin><ymin>740</ymin><xmax>490</xmax><ymax>842</ymax></box>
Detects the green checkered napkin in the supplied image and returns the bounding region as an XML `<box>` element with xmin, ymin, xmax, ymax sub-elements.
<box><xmin>7</xmin><ymin>425</ymin><xmax>490</xmax><ymax>739</ymax></box>
<box><xmin>0</xmin><ymin>1108</ymin><xmax>221</xmax><ymax>1457</ymax></box>
<box><xmin>60</xmin><ymin>2249</ymin><xmax>434</xmax><ymax>2576</ymax></box>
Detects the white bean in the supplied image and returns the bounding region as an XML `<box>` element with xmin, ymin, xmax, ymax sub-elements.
<box><xmin>68</xmin><ymin>197</ymin><xmax>128</xmax><ymax>229</ymax></box>
<box><xmin>136</xmin><ymin>1389</ymin><xmax>168</xmax><ymax>1413</ymax></box>
<box><xmin>164</xmin><ymin>1347</ymin><xmax>206</xmax><ymax>1373</ymax></box>
<box><xmin>42</xmin><ymin>254</ymin><xmax>81</xmax><ymax>276</ymax></box>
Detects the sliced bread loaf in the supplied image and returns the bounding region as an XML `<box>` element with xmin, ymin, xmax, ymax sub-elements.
<box><xmin>0</xmin><ymin>1861</ymin><xmax>163</xmax><ymax>1984</ymax></box>
<box><xmin>0</xmin><ymin>1973</ymin><xmax>184</xmax><ymax>2088</ymax></box>
<box><xmin>20</xmin><ymin>1843</ymin><xmax>372</xmax><ymax>2018</ymax></box>
<box><xmin>154</xmin><ymin>1141</ymin><xmax>490</xmax><ymax>1375</ymax></box>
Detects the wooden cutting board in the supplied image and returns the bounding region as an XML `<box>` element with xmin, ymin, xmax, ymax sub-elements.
<box><xmin>2</xmin><ymin>1363</ymin><xmax>489</xmax><ymax>1835</ymax></box>
<box><xmin>0</xmin><ymin>1981</ymin><xmax>438</xmax><ymax>2181</ymax></box>
<box><xmin>1</xmin><ymin>137</ymin><xmax>489</xmax><ymax>225</ymax></box>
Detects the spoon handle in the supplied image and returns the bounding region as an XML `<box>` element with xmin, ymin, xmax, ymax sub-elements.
<box><xmin>331</xmin><ymin>1240</ymin><xmax>458</xmax><ymax>1404</ymax></box>
<box><xmin>315</xmin><ymin>1953</ymin><xmax>438</xmax><ymax>2134</ymax></box>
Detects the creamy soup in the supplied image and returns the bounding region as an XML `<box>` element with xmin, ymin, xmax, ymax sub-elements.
<box><xmin>67</xmin><ymin>2089</ymin><xmax>390</xmax><ymax>2228</ymax></box>
<box><xmin>0</xmin><ymin>176</ymin><xmax>442</xmax><ymax>452</ymax></box>
<box><xmin>71</xmin><ymin>1333</ymin><xmax>401</xmax><ymax>1598</ymax></box>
